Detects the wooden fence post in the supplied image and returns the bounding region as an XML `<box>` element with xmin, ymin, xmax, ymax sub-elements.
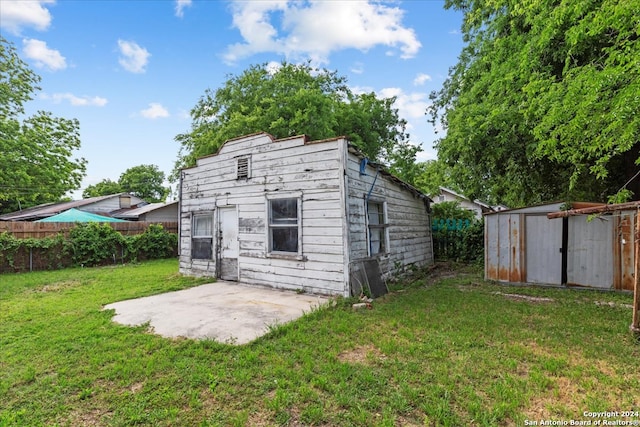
<box><xmin>632</xmin><ymin>209</ymin><xmax>640</xmax><ymax>333</ymax></box>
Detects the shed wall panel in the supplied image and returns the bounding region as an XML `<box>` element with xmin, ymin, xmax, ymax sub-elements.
<box><xmin>345</xmin><ymin>153</ymin><xmax>432</xmax><ymax>282</ymax></box>
<box><xmin>567</xmin><ymin>215</ymin><xmax>613</xmax><ymax>289</ymax></box>
<box><xmin>525</xmin><ymin>215</ymin><xmax>562</xmax><ymax>285</ymax></box>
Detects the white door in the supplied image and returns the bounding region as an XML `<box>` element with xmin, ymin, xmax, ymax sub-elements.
<box><xmin>218</xmin><ymin>206</ymin><xmax>238</xmax><ymax>281</ymax></box>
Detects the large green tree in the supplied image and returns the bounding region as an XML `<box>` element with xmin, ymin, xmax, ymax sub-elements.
<box><xmin>428</xmin><ymin>0</ymin><xmax>639</xmax><ymax>207</ymax></box>
<box><xmin>82</xmin><ymin>179</ymin><xmax>122</xmax><ymax>199</ymax></box>
<box><xmin>118</xmin><ymin>164</ymin><xmax>168</xmax><ymax>203</ymax></box>
<box><xmin>82</xmin><ymin>165</ymin><xmax>169</xmax><ymax>202</ymax></box>
<box><xmin>174</xmin><ymin>62</ymin><xmax>418</xmax><ymax>180</ymax></box>
<box><xmin>0</xmin><ymin>37</ymin><xmax>86</xmax><ymax>214</ymax></box>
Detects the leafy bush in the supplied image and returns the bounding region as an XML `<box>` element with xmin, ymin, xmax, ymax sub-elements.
<box><xmin>0</xmin><ymin>224</ymin><xmax>179</xmax><ymax>273</ymax></box>
<box><xmin>128</xmin><ymin>224</ymin><xmax>178</xmax><ymax>261</ymax></box>
<box><xmin>67</xmin><ymin>223</ymin><xmax>127</xmax><ymax>267</ymax></box>
<box><xmin>0</xmin><ymin>232</ymin><xmax>69</xmax><ymax>271</ymax></box>
<box><xmin>431</xmin><ymin>201</ymin><xmax>476</xmax><ymax>221</ymax></box>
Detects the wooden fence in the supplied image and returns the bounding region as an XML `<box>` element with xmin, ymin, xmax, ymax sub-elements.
<box><xmin>0</xmin><ymin>221</ymin><xmax>179</xmax><ymax>273</ymax></box>
<box><xmin>0</xmin><ymin>221</ymin><xmax>178</xmax><ymax>239</ymax></box>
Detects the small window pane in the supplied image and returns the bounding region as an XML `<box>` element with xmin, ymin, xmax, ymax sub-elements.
<box><xmin>368</xmin><ymin>203</ymin><xmax>384</xmax><ymax>225</ymax></box>
<box><xmin>271</xmin><ymin>199</ymin><xmax>298</xmax><ymax>225</ymax></box>
<box><xmin>193</xmin><ymin>215</ymin><xmax>212</xmax><ymax>237</ymax></box>
<box><xmin>192</xmin><ymin>238</ymin><xmax>212</xmax><ymax>259</ymax></box>
<box><xmin>271</xmin><ymin>228</ymin><xmax>298</xmax><ymax>252</ymax></box>
<box><xmin>370</xmin><ymin>228</ymin><xmax>383</xmax><ymax>254</ymax></box>
<box><xmin>367</xmin><ymin>201</ymin><xmax>386</xmax><ymax>255</ymax></box>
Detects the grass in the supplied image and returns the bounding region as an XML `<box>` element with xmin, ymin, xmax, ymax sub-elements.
<box><xmin>1</xmin><ymin>259</ymin><xmax>638</xmax><ymax>426</ymax></box>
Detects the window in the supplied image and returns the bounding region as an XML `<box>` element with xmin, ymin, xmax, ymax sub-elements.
<box><xmin>367</xmin><ymin>201</ymin><xmax>387</xmax><ymax>255</ymax></box>
<box><xmin>192</xmin><ymin>214</ymin><xmax>213</xmax><ymax>259</ymax></box>
<box><xmin>268</xmin><ymin>198</ymin><xmax>300</xmax><ymax>254</ymax></box>
<box><xmin>237</xmin><ymin>157</ymin><xmax>250</xmax><ymax>179</ymax></box>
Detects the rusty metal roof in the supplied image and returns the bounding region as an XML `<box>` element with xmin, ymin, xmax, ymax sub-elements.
<box><xmin>547</xmin><ymin>201</ymin><xmax>640</xmax><ymax>219</ymax></box>
<box><xmin>0</xmin><ymin>193</ymin><xmax>139</xmax><ymax>221</ymax></box>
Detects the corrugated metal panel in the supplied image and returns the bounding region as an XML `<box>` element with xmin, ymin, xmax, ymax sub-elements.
<box><xmin>525</xmin><ymin>215</ymin><xmax>562</xmax><ymax>285</ymax></box>
<box><xmin>485</xmin><ymin>214</ymin><xmax>500</xmax><ymax>280</ymax></box>
<box><xmin>567</xmin><ymin>215</ymin><xmax>613</xmax><ymax>289</ymax></box>
<box><xmin>485</xmin><ymin>213</ymin><xmax>523</xmax><ymax>283</ymax></box>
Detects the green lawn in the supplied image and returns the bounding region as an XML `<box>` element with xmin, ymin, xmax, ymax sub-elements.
<box><xmin>1</xmin><ymin>259</ymin><xmax>638</xmax><ymax>426</ymax></box>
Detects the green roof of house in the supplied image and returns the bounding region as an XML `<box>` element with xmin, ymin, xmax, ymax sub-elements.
<box><xmin>35</xmin><ymin>208</ymin><xmax>128</xmax><ymax>222</ymax></box>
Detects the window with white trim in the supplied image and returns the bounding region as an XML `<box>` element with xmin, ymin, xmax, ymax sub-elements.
<box><xmin>367</xmin><ymin>200</ymin><xmax>388</xmax><ymax>255</ymax></box>
<box><xmin>191</xmin><ymin>213</ymin><xmax>213</xmax><ymax>259</ymax></box>
<box><xmin>268</xmin><ymin>197</ymin><xmax>301</xmax><ymax>254</ymax></box>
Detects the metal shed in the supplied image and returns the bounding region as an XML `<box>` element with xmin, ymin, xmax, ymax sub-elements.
<box><xmin>484</xmin><ymin>202</ymin><xmax>635</xmax><ymax>291</ymax></box>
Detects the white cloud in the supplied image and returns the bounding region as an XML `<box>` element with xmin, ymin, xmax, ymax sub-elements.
<box><xmin>175</xmin><ymin>0</ymin><xmax>192</xmax><ymax>17</ymax></box>
<box><xmin>379</xmin><ymin>87</ymin><xmax>429</xmax><ymax>119</ymax></box>
<box><xmin>140</xmin><ymin>103</ymin><xmax>169</xmax><ymax>119</ymax></box>
<box><xmin>350</xmin><ymin>62</ymin><xmax>364</xmax><ymax>74</ymax></box>
<box><xmin>117</xmin><ymin>39</ymin><xmax>150</xmax><ymax>73</ymax></box>
<box><xmin>0</xmin><ymin>0</ymin><xmax>54</xmax><ymax>35</ymax></box>
<box><xmin>413</xmin><ymin>73</ymin><xmax>432</xmax><ymax>86</ymax></box>
<box><xmin>22</xmin><ymin>38</ymin><xmax>66</xmax><ymax>71</ymax></box>
<box><xmin>224</xmin><ymin>1</ymin><xmax>420</xmax><ymax>64</ymax></box>
<box><xmin>42</xmin><ymin>92</ymin><xmax>108</xmax><ymax>106</ymax></box>
<box><xmin>265</xmin><ymin>61</ymin><xmax>282</xmax><ymax>75</ymax></box>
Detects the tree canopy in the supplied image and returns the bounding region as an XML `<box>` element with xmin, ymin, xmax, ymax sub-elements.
<box><xmin>428</xmin><ymin>0</ymin><xmax>639</xmax><ymax>207</ymax></box>
<box><xmin>84</xmin><ymin>165</ymin><xmax>169</xmax><ymax>203</ymax></box>
<box><xmin>82</xmin><ymin>179</ymin><xmax>122</xmax><ymax>199</ymax></box>
<box><xmin>1</xmin><ymin>37</ymin><xmax>86</xmax><ymax>214</ymax></box>
<box><xmin>174</xmin><ymin>62</ymin><xmax>419</xmax><ymax>181</ymax></box>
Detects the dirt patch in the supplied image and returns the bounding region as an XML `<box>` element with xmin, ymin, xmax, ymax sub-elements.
<box><xmin>523</xmin><ymin>376</ymin><xmax>582</xmax><ymax>420</ymax></box>
<box><xmin>66</xmin><ymin>407</ymin><xmax>112</xmax><ymax>427</ymax></box>
<box><xmin>337</xmin><ymin>344</ymin><xmax>386</xmax><ymax>365</ymax></box>
<box><xmin>246</xmin><ymin>410</ymin><xmax>272</xmax><ymax>426</ymax></box>
<box><xmin>37</xmin><ymin>280</ymin><xmax>82</xmax><ymax>292</ymax></box>
<box><xmin>494</xmin><ymin>292</ymin><xmax>554</xmax><ymax>303</ymax></box>
<box><xmin>595</xmin><ymin>300</ymin><xmax>634</xmax><ymax>309</ymax></box>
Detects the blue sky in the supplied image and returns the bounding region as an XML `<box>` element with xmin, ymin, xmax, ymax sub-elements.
<box><xmin>1</xmin><ymin>0</ymin><xmax>464</xmax><ymax>199</ymax></box>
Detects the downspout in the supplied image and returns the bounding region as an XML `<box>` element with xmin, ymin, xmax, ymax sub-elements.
<box><xmin>361</xmin><ymin>158</ymin><xmax>380</xmax><ymax>204</ymax></box>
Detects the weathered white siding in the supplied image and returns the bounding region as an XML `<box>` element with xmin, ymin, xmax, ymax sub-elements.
<box><xmin>345</xmin><ymin>151</ymin><xmax>433</xmax><ymax>281</ymax></box>
<box><xmin>180</xmin><ymin>134</ymin><xmax>348</xmax><ymax>295</ymax></box>
<box><xmin>81</xmin><ymin>194</ymin><xmax>146</xmax><ymax>213</ymax></box>
<box><xmin>140</xmin><ymin>204</ymin><xmax>178</xmax><ymax>222</ymax></box>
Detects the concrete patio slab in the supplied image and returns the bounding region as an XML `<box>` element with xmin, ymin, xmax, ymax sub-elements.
<box><xmin>103</xmin><ymin>281</ymin><xmax>330</xmax><ymax>344</ymax></box>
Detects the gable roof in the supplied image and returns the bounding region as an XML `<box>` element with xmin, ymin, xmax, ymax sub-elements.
<box><xmin>0</xmin><ymin>193</ymin><xmax>143</xmax><ymax>221</ymax></box>
<box><xmin>35</xmin><ymin>208</ymin><xmax>128</xmax><ymax>222</ymax></box>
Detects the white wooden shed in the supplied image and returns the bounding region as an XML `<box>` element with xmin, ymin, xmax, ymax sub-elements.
<box><xmin>178</xmin><ymin>133</ymin><xmax>434</xmax><ymax>296</ymax></box>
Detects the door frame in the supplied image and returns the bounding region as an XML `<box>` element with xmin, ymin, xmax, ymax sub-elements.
<box><xmin>216</xmin><ymin>205</ymin><xmax>239</xmax><ymax>281</ymax></box>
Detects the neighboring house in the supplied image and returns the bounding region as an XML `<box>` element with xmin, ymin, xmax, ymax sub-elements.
<box><xmin>484</xmin><ymin>201</ymin><xmax>634</xmax><ymax>291</ymax></box>
<box><xmin>0</xmin><ymin>193</ymin><xmax>146</xmax><ymax>221</ymax></box>
<box><xmin>179</xmin><ymin>132</ymin><xmax>434</xmax><ymax>297</ymax></box>
<box><xmin>35</xmin><ymin>208</ymin><xmax>128</xmax><ymax>222</ymax></box>
<box><xmin>432</xmin><ymin>187</ymin><xmax>505</xmax><ymax>218</ymax></box>
<box><xmin>112</xmin><ymin>201</ymin><xmax>178</xmax><ymax>222</ymax></box>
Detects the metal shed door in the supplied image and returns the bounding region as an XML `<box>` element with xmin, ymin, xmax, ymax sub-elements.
<box><xmin>218</xmin><ymin>206</ymin><xmax>238</xmax><ymax>281</ymax></box>
<box><xmin>525</xmin><ymin>215</ymin><xmax>562</xmax><ymax>285</ymax></box>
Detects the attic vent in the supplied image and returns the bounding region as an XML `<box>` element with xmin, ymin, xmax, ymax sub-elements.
<box><xmin>119</xmin><ymin>195</ymin><xmax>131</xmax><ymax>209</ymax></box>
<box><xmin>237</xmin><ymin>157</ymin><xmax>250</xmax><ymax>179</ymax></box>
